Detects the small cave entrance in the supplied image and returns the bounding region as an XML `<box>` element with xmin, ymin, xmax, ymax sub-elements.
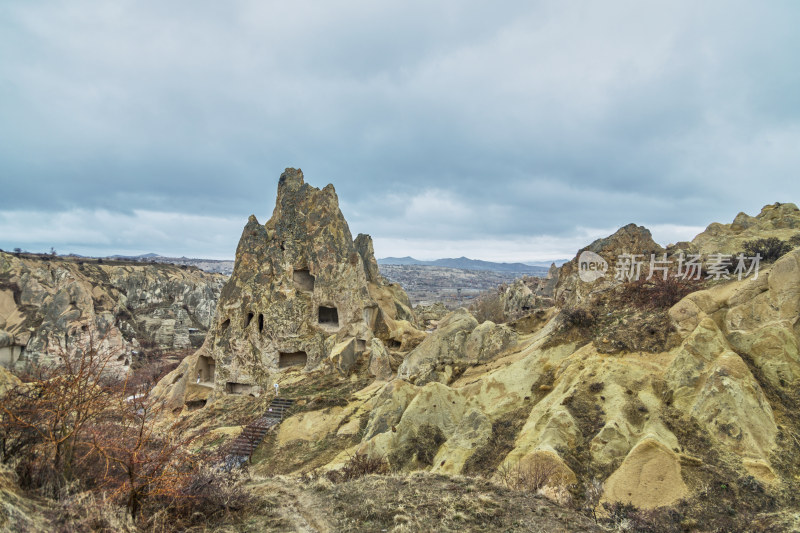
<box><xmin>318</xmin><ymin>306</ymin><xmax>339</xmax><ymax>327</ymax></box>
<box><xmin>244</xmin><ymin>311</ymin><xmax>254</xmax><ymax>328</ymax></box>
<box><xmin>293</xmin><ymin>269</ymin><xmax>315</xmax><ymax>292</ymax></box>
<box><xmin>387</xmin><ymin>339</ymin><xmax>402</xmax><ymax>349</ymax></box>
<box><xmin>226</xmin><ymin>382</ymin><xmax>256</xmax><ymax>395</ymax></box>
<box><xmin>258</xmin><ymin>313</ymin><xmax>265</xmax><ymax>333</ymax></box>
<box><xmin>279</xmin><ymin>351</ymin><xmax>308</xmax><ymax>369</ymax></box>
<box><xmin>196</xmin><ymin>355</ymin><xmax>216</xmax><ymax>384</ymax></box>
<box><xmin>185</xmin><ymin>399</ymin><xmax>207</xmax><ymax>411</ymax></box>
<box><xmin>220</xmin><ymin>318</ymin><xmax>230</xmax><ymax>332</ymax></box>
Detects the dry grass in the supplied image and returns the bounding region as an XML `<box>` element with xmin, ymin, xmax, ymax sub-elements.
<box><xmin>320</xmin><ymin>472</ymin><xmax>603</xmax><ymax>532</ymax></box>
<box><xmin>462</xmin><ymin>406</ymin><xmax>530</xmax><ymax>477</ymax></box>
<box><xmin>497</xmin><ymin>461</ymin><xmax>569</xmax><ymax>496</ymax></box>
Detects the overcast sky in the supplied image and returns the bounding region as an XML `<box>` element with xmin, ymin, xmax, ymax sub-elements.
<box><xmin>1</xmin><ymin>1</ymin><xmax>798</xmax><ymax>262</ymax></box>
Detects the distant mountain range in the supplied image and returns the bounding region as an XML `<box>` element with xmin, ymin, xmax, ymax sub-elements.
<box><xmin>377</xmin><ymin>256</ymin><xmax>566</xmax><ymax>273</ymax></box>
<box><xmin>57</xmin><ymin>252</ymin><xmax>566</xmax><ymax>277</ymax></box>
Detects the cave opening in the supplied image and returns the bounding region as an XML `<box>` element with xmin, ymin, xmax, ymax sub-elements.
<box><xmin>293</xmin><ymin>269</ymin><xmax>315</xmax><ymax>292</ymax></box>
<box><xmin>318</xmin><ymin>306</ymin><xmax>339</xmax><ymax>327</ymax></box>
<box><xmin>279</xmin><ymin>351</ymin><xmax>308</xmax><ymax>368</ymax></box>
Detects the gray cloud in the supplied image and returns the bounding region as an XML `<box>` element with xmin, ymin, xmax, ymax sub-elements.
<box><xmin>1</xmin><ymin>1</ymin><xmax>799</xmax><ymax>260</ymax></box>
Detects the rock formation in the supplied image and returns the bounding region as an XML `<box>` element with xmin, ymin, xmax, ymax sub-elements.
<box><xmin>0</xmin><ymin>252</ymin><xmax>225</xmax><ymax>374</ymax></box>
<box><xmin>143</xmin><ymin>197</ymin><xmax>800</xmax><ymax>525</ymax></box>
<box><xmin>241</xmin><ymin>204</ymin><xmax>800</xmax><ymax>516</ymax></box>
<box><xmin>555</xmin><ymin>223</ymin><xmax>664</xmax><ymax>308</ymax></box>
<box><xmin>156</xmin><ymin>168</ymin><xmax>424</xmax><ymax>410</ymax></box>
<box><xmin>688</xmin><ymin>202</ymin><xmax>800</xmax><ymax>255</ymax></box>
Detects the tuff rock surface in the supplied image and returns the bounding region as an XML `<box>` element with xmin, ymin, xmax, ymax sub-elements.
<box><xmin>555</xmin><ymin>223</ymin><xmax>664</xmax><ymax>308</ymax></box>
<box><xmin>0</xmin><ymin>252</ymin><xmax>225</xmax><ymax>374</ymax></box>
<box><xmin>242</xmin><ymin>204</ymin><xmax>800</xmax><ymax>516</ymax></box>
<box><xmin>154</xmin><ymin>168</ymin><xmax>423</xmax><ymax>410</ymax></box>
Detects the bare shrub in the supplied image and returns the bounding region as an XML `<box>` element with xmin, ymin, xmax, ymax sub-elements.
<box><xmin>0</xmin><ymin>333</ymin><xmax>118</xmax><ymax>496</ymax></box>
<box><xmin>153</xmin><ymin>463</ymin><xmax>255</xmax><ymax>529</ymax></box>
<box><xmin>326</xmin><ymin>453</ymin><xmax>389</xmax><ymax>483</ymax></box>
<box><xmin>88</xmin><ymin>384</ymin><xmax>203</xmax><ymax>520</ymax></box>
<box><xmin>497</xmin><ymin>461</ymin><xmax>565</xmax><ymax>493</ymax></box>
<box><xmin>582</xmin><ymin>478</ymin><xmax>604</xmax><ymax>523</ymax></box>
<box><xmin>600</xmin><ymin>501</ymin><xmax>684</xmax><ymax>533</ymax></box>
<box><xmin>388</xmin><ymin>425</ymin><xmax>446</xmax><ymax>469</ymax></box>
<box><xmin>618</xmin><ymin>276</ymin><xmax>703</xmax><ymax>310</ymax></box>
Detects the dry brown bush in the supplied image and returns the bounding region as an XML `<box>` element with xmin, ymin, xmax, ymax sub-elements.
<box><xmin>497</xmin><ymin>460</ymin><xmax>565</xmax><ymax>493</ymax></box>
<box><xmin>0</xmin><ymin>333</ymin><xmax>118</xmax><ymax>496</ymax></box>
<box><xmin>562</xmin><ymin>307</ymin><xmax>597</xmax><ymax>328</ymax></box>
<box><xmin>325</xmin><ymin>453</ymin><xmax>389</xmax><ymax>483</ymax></box>
<box><xmin>617</xmin><ymin>276</ymin><xmax>703</xmax><ymax>310</ymax></box>
<box><xmin>742</xmin><ymin>237</ymin><xmax>792</xmax><ymax>262</ymax></box>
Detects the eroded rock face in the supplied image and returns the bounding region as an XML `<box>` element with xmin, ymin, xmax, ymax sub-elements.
<box><xmin>397</xmin><ymin>308</ymin><xmax>517</xmax><ymax>385</ymax></box>
<box><xmin>555</xmin><ymin>223</ymin><xmax>664</xmax><ymax>308</ymax></box>
<box><xmin>502</xmin><ymin>271</ymin><xmax>558</xmax><ymax>319</ymax></box>
<box><xmin>0</xmin><ymin>252</ymin><xmax>225</xmax><ymax>374</ymax></box>
<box><xmin>170</xmin><ymin>168</ymin><xmax>421</xmax><ymax>402</ymax></box>
<box><xmin>601</xmin><ymin>438</ymin><xmax>688</xmax><ymax>509</ymax></box>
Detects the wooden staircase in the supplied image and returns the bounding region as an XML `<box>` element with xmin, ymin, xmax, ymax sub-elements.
<box><xmin>228</xmin><ymin>397</ymin><xmax>295</xmax><ymax>462</ymax></box>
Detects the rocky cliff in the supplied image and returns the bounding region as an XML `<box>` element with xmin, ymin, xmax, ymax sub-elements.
<box><xmin>154</xmin><ymin>168</ymin><xmax>424</xmax><ymax>411</ymax></box>
<box><xmin>0</xmin><ymin>252</ymin><xmax>226</xmax><ymax>374</ymax></box>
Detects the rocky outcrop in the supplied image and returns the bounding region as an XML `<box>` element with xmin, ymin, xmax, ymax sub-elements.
<box><xmin>689</xmin><ymin>202</ymin><xmax>800</xmax><ymax>255</ymax></box>
<box><xmin>157</xmin><ymin>168</ymin><xmax>423</xmax><ymax>407</ymax></box>
<box><xmin>0</xmin><ymin>252</ymin><xmax>225</xmax><ymax>374</ymax></box>
<box><xmin>397</xmin><ymin>308</ymin><xmax>517</xmax><ymax>385</ymax></box>
<box><xmin>555</xmin><ymin>223</ymin><xmax>664</xmax><ymax>308</ymax></box>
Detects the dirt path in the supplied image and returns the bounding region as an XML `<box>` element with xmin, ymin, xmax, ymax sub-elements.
<box><xmin>264</xmin><ymin>478</ymin><xmax>334</xmax><ymax>533</ymax></box>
